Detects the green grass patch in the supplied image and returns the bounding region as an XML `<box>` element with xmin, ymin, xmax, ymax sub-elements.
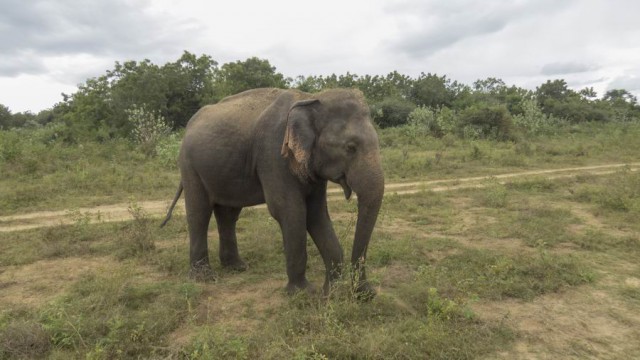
<box><xmin>412</xmin><ymin>248</ymin><xmax>594</xmax><ymax>301</ymax></box>
<box><xmin>38</xmin><ymin>267</ymin><xmax>201</xmax><ymax>359</ymax></box>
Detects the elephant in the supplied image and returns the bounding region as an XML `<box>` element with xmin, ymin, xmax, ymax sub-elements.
<box><xmin>161</xmin><ymin>88</ymin><xmax>384</xmax><ymax>299</ymax></box>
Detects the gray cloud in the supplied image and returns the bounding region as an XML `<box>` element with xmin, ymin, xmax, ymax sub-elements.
<box><xmin>0</xmin><ymin>0</ymin><xmax>199</xmax><ymax>77</ymax></box>
<box><xmin>388</xmin><ymin>0</ymin><xmax>571</xmax><ymax>58</ymax></box>
<box><xmin>0</xmin><ymin>51</ymin><xmax>47</xmax><ymax>76</ymax></box>
<box><xmin>541</xmin><ymin>62</ymin><xmax>597</xmax><ymax>76</ymax></box>
<box><xmin>608</xmin><ymin>75</ymin><xmax>640</xmax><ymax>92</ymax></box>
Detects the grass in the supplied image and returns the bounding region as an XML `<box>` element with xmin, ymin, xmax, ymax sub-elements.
<box><xmin>3</xmin><ymin>172</ymin><xmax>637</xmax><ymax>358</ymax></box>
<box><xmin>2</xmin><ymin>122</ymin><xmax>640</xmax><ymax>215</ymax></box>
<box><xmin>1</xmin><ymin>121</ymin><xmax>640</xmax><ymax>358</ymax></box>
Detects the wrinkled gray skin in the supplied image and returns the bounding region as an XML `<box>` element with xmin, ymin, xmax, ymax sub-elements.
<box><xmin>162</xmin><ymin>88</ymin><xmax>384</xmax><ymax>299</ymax></box>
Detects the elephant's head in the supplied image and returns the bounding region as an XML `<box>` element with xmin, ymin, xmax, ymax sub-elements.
<box><xmin>281</xmin><ymin>89</ymin><xmax>384</xmax><ymax>298</ymax></box>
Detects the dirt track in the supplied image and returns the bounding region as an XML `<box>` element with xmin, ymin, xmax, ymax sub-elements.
<box><xmin>1</xmin><ymin>162</ymin><xmax>638</xmax><ymax>233</ymax></box>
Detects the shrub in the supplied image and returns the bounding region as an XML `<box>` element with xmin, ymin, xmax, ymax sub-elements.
<box><xmin>405</xmin><ymin>106</ymin><xmax>461</xmax><ymax>138</ymax></box>
<box><xmin>127</xmin><ymin>105</ymin><xmax>171</xmax><ymax>156</ymax></box>
<box><xmin>0</xmin><ymin>130</ymin><xmax>22</xmax><ymax>162</ymax></box>
<box><xmin>155</xmin><ymin>131</ymin><xmax>182</xmax><ymax>168</ymax></box>
<box><xmin>512</xmin><ymin>99</ymin><xmax>564</xmax><ymax>135</ymax></box>
<box><xmin>458</xmin><ymin>105</ymin><xmax>514</xmax><ymax>141</ymax></box>
<box><xmin>371</xmin><ymin>96</ymin><xmax>416</xmax><ymax>128</ymax></box>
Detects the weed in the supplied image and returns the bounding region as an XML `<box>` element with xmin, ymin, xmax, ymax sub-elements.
<box><xmin>182</xmin><ymin>326</ymin><xmax>249</xmax><ymax>359</ymax></box>
<box><xmin>479</xmin><ymin>179</ymin><xmax>509</xmax><ymax>208</ymax></box>
<box><xmin>116</xmin><ymin>201</ymin><xmax>156</xmax><ymax>259</ymax></box>
<box><xmin>0</xmin><ymin>320</ymin><xmax>51</xmax><ymax>359</ymax></box>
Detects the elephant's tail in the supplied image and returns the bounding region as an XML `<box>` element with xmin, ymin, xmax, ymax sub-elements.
<box><xmin>160</xmin><ymin>182</ymin><xmax>183</xmax><ymax>227</ymax></box>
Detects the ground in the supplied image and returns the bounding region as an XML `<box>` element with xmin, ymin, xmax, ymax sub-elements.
<box><xmin>1</xmin><ymin>162</ymin><xmax>640</xmax><ymax>359</ymax></box>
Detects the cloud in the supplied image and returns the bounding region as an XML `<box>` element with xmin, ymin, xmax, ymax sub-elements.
<box><xmin>0</xmin><ymin>51</ymin><xmax>47</xmax><ymax>76</ymax></box>
<box><xmin>0</xmin><ymin>0</ymin><xmax>199</xmax><ymax>77</ymax></box>
<box><xmin>608</xmin><ymin>74</ymin><xmax>640</xmax><ymax>92</ymax></box>
<box><xmin>387</xmin><ymin>0</ymin><xmax>566</xmax><ymax>58</ymax></box>
<box><xmin>541</xmin><ymin>62</ymin><xmax>598</xmax><ymax>76</ymax></box>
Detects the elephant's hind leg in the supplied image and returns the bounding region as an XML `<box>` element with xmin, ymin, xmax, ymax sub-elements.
<box><xmin>213</xmin><ymin>205</ymin><xmax>247</xmax><ymax>272</ymax></box>
<box><xmin>183</xmin><ymin>178</ymin><xmax>215</xmax><ymax>281</ymax></box>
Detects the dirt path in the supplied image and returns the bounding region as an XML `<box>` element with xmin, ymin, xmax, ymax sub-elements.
<box><xmin>1</xmin><ymin>162</ymin><xmax>638</xmax><ymax>233</ymax></box>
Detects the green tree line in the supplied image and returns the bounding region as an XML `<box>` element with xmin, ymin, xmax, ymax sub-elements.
<box><xmin>1</xmin><ymin>51</ymin><xmax>639</xmax><ymax>142</ymax></box>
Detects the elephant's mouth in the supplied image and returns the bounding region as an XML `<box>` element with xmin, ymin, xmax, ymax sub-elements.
<box><xmin>338</xmin><ymin>176</ymin><xmax>353</xmax><ymax>200</ymax></box>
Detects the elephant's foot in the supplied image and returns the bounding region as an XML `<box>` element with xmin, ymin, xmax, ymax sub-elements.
<box><xmin>285</xmin><ymin>279</ymin><xmax>317</xmax><ymax>296</ymax></box>
<box><xmin>353</xmin><ymin>280</ymin><xmax>376</xmax><ymax>302</ymax></box>
<box><xmin>189</xmin><ymin>263</ymin><xmax>217</xmax><ymax>282</ymax></box>
<box><xmin>221</xmin><ymin>258</ymin><xmax>247</xmax><ymax>272</ymax></box>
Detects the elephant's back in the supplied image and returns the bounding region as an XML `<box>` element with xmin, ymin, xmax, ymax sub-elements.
<box><xmin>188</xmin><ymin>88</ymin><xmax>286</xmax><ymax>128</ymax></box>
<box><xmin>179</xmin><ymin>88</ymin><xmax>292</xmax><ymax>177</ymax></box>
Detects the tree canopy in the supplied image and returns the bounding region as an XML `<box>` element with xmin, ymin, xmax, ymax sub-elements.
<box><xmin>2</xmin><ymin>51</ymin><xmax>638</xmax><ymax>140</ymax></box>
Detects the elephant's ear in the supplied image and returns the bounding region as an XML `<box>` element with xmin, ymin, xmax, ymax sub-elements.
<box><xmin>281</xmin><ymin>99</ymin><xmax>320</xmax><ymax>181</ymax></box>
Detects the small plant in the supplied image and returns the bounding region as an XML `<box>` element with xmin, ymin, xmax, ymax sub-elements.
<box><xmin>126</xmin><ymin>105</ymin><xmax>171</xmax><ymax>157</ymax></box>
<box><xmin>481</xmin><ymin>179</ymin><xmax>509</xmax><ymax>208</ymax></box>
<box><xmin>117</xmin><ymin>201</ymin><xmax>155</xmax><ymax>259</ymax></box>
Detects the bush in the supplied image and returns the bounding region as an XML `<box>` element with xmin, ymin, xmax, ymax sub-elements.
<box><xmin>513</xmin><ymin>99</ymin><xmax>564</xmax><ymax>135</ymax></box>
<box><xmin>405</xmin><ymin>105</ymin><xmax>461</xmax><ymax>139</ymax></box>
<box><xmin>0</xmin><ymin>130</ymin><xmax>22</xmax><ymax>162</ymax></box>
<box><xmin>155</xmin><ymin>131</ymin><xmax>182</xmax><ymax>168</ymax></box>
<box><xmin>458</xmin><ymin>105</ymin><xmax>514</xmax><ymax>141</ymax></box>
<box><xmin>371</xmin><ymin>96</ymin><xmax>416</xmax><ymax>128</ymax></box>
<box><xmin>127</xmin><ymin>105</ymin><xmax>171</xmax><ymax>156</ymax></box>
<box><xmin>541</xmin><ymin>99</ymin><xmax>609</xmax><ymax>123</ymax></box>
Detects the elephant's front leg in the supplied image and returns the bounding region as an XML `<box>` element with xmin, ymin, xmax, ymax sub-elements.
<box><xmin>307</xmin><ymin>187</ymin><xmax>344</xmax><ymax>295</ymax></box>
<box><xmin>270</xmin><ymin>198</ymin><xmax>312</xmax><ymax>294</ymax></box>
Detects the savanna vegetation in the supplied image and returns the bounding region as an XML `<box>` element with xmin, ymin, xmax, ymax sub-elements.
<box><xmin>1</xmin><ymin>52</ymin><xmax>640</xmax><ymax>359</ymax></box>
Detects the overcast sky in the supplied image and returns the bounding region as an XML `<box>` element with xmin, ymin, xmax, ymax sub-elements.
<box><xmin>1</xmin><ymin>0</ymin><xmax>639</xmax><ymax>113</ymax></box>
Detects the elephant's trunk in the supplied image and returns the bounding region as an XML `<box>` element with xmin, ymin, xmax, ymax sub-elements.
<box><xmin>347</xmin><ymin>154</ymin><xmax>384</xmax><ymax>299</ymax></box>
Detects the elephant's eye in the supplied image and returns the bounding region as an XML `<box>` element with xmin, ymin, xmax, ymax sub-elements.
<box><xmin>346</xmin><ymin>142</ymin><xmax>357</xmax><ymax>154</ymax></box>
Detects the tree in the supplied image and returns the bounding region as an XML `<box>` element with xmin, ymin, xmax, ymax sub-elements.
<box><xmin>292</xmin><ymin>75</ymin><xmax>324</xmax><ymax>93</ymax></box>
<box><xmin>473</xmin><ymin>77</ymin><xmax>506</xmax><ymax>94</ymax></box>
<box><xmin>410</xmin><ymin>73</ymin><xmax>456</xmax><ymax>109</ymax></box>
<box><xmin>536</xmin><ymin>79</ymin><xmax>608</xmax><ymax>123</ymax></box>
<box><xmin>162</xmin><ymin>52</ymin><xmax>218</xmax><ymax>128</ymax></box>
<box><xmin>603</xmin><ymin>89</ymin><xmax>638</xmax><ymax>105</ymax></box>
<box><xmin>535</xmin><ymin>79</ymin><xmax>577</xmax><ymax>104</ymax></box>
<box><xmin>602</xmin><ymin>89</ymin><xmax>640</xmax><ymax>122</ymax></box>
<box><xmin>579</xmin><ymin>87</ymin><xmax>598</xmax><ymax>100</ymax></box>
<box><xmin>212</xmin><ymin>57</ymin><xmax>289</xmax><ymax>101</ymax></box>
<box><xmin>0</xmin><ymin>104</ymin><xmax>12</xmax><ymax>129</ymax></box>
<box><xmin>108</xmin><ymin>59</ymin><xmax>169</xmax><ymax>132</ymax></box>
